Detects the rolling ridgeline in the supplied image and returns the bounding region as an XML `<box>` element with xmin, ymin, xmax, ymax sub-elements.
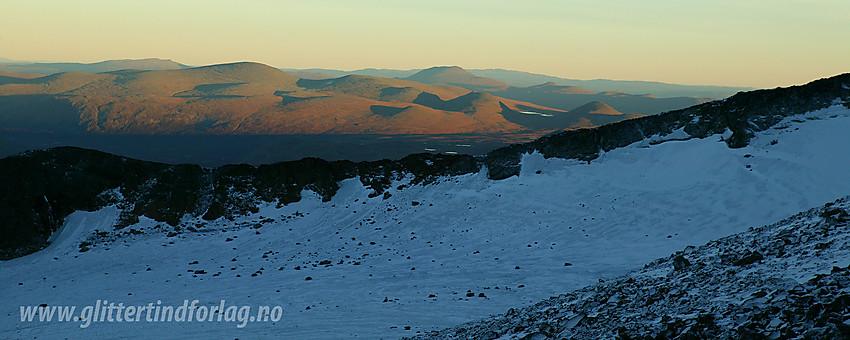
<box><xmin>0</xmin><ymin>61</ymin><xmax>713</xmax><ymax>136</ymax></box>
<box><xmin>0</xmin><ymin>62</ymin><xmax>600</xmax><ymax>135</ymax></box>
<box><xmin>1</xmin><ymin>72</ymin><xmax>848</xmax><ymax>260</ymax></box>
<box><xmin>0</xmin><ymin>61</ymin><xmax>729</xmax><ymax>167</ymax></box>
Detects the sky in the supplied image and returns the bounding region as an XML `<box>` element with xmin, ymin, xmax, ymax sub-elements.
<box><xmin>1</xmin><ymin>0</ymin><xmax>848</xmax><ymax>88</ymax></box>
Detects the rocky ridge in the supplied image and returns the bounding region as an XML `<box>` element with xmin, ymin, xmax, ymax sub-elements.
<box><xmin>0</xmin><ymin>148</ymin><xmax>476</xmax><ymax>259</ymax></box>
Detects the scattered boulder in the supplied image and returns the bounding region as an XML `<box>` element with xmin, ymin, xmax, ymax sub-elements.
<box><xmin>672</xmin><ymin>255</ymin><xmax>691</xmax><ymax>270</ymax></box>
<box><xmin>733</xmin><ymin>251</ymin><xmax>763</xmax><ymax>266</ymax></box>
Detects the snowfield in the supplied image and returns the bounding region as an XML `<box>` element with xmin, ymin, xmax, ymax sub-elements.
<box><xmin>417</xmin><ymin>196</ymin><xmax>850</xmax><ymax>339</ymax></box>
<box><xmin>2</xmin><ymin>104</ymin><xmax>850</xmax><ymax>338</ymax></box>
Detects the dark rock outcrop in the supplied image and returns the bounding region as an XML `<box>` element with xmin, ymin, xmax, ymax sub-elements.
<box><xmin>0</xmin><ymin>148</ymin><xmax>477</xmax><ymax>259</ymax></box>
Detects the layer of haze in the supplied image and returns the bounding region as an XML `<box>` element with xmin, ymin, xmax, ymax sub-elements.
<box><xmin>1</xmin><ymin>0</ymin><xmax>848</xmax><ymax>88</ymax></box>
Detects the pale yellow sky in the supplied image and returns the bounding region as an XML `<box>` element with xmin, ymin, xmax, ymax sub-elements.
<box><xmin>1</xmin><ymin>0</ymin><xmax>848</xmax><ymax>87</ymax></box>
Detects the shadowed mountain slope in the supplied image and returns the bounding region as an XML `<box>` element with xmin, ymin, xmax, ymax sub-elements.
<box><xmin>395</xmin><ymin>67</ymin><xmax>709</xmax><ymax>115</ymax></box>
<box><xmin>498</xmin><ymin>100</ymin><xmax>643</xmax><ymax>131</ymax></box>
<box><xmin>490</xmin><ymin>82</ymin><xmax>709</xmax><ymax>115</ymax></box>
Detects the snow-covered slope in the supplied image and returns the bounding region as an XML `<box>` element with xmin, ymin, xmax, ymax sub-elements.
<box><xmin>2</xmin><ymin>103</ymin><xmax>850</xmax><ymax>338</ymax></box>
<box><xmin>416</xmin><ymin>197</ymin><xmax>850</xmax><ymax>339</ymax></box>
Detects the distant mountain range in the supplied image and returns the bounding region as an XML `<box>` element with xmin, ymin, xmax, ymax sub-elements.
<box><xmin>0</xmin><ymin>58</ymin><xmax>188</xmax><ymax>75</ymax></box>
<box><xmin>283</xmin><ymin>65</ymin><xmax>717</xmax><ymax>116</ymax></box>
<box><xmin>282</xmin><ymin>67</ymin><xmax>754</xmax><ymax>98</ymax></box>
<box><xmin>281</xmin><ymin>68</ymin><xmax>419</xmax><ymax>80</ymax></box>
<box><xmin>469</xmin><ymin>69</ymin><xmax>755</xmax><ymax>98</ymax></box>
<box><xmin>402</xmin><ymin>66</ymin><xmax>510</xmax><ymax>92</ymax></box>
<box><xmin>0</xmin><ymin>57</ymin><xmax>755</xmax><ymax>98</ymax></box>
<box><xmin>0</xmin><ymin>58</ymin><xmax>757</xmax><ymax>164</ymax></box>
<box><xmin>402</xmin><ymin>66</ymin><xmax>710</xmax><ymax>115</ymax></box>
<box><xmin>0</xmin><ymin>61</ymin><xmax>629</xmax><ymax>136</ymax></box>
<box><xmin>0</xmin><ymin>58</ymin><xmax>742</xmax><ymax>112</ymax></box>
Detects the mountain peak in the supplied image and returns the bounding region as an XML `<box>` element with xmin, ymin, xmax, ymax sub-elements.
<box><xmin>568</xmin><ymin>101</ymin><xmax>622</xmax><ymax>115</ymax></box>
<box><xmin>404</xmin><ymin>66</ymin><xmax>509</xmax><ymax>91</ymax></box>
<box><xmin>429</xmin><ymin>65</ymin><xmax>464</xmax><ymax>70</ymax></box>
<box><xmin>191</xmin><ymin>61</ymin><xmax>280</xmax><ymax>73</ymax></box>
<box><xmin>407</xmin><ymin>66</ymin><xmax>471</xmax><ymax>79</ymax></box>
